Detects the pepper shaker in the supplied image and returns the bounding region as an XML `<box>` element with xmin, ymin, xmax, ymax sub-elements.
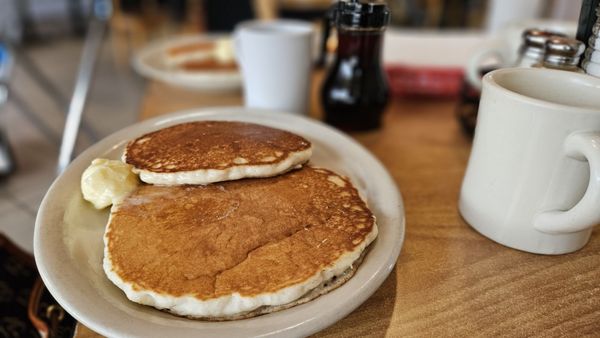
<box><xmin>534</xmin><ymin>37</ymin><xmax>585</xmax><ymax>73</ymax></box>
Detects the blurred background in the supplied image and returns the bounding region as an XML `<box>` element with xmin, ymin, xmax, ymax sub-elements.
<box><xmin>0</xmin><ymin>0</ymin><xmax>582</xmax><ymax>253</ymax></box>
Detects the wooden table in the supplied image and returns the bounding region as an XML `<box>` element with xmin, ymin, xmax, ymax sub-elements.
<box><xmin>76</xmin><ymin>77</ymin><xmax>600</xmax><ymax>337</ymax></box>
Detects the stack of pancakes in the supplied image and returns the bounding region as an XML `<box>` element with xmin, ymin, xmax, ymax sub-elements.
<box><xmin>99</xmin><ymin>121</ymin><xmax>377</xmax><ymax>320</ymax></box>
<box><xmin>165</xmin><ymin>40</ymin><xmax>236</xmax><ymax>72</ymax></box>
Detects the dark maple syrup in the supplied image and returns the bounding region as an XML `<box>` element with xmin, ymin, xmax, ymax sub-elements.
<box><xmin>320</xmin><ymin>1</ymin><xmax>390</xmax><ymax>132</ymax></box>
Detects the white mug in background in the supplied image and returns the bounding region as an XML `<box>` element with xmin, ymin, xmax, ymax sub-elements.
<box><xmin>459</xmin><ymin>68</ymin><xmax>600</xmax><ymax>255</ymax></box>
<box><xmin>465</xmin><ymin>38</ymin><xmax>512</xmax><ymax>90</ymax></box>
<box><xmin>234</xmin><ymin>20</ymin><xmax>314</xmax><ymax>116</ymax></box>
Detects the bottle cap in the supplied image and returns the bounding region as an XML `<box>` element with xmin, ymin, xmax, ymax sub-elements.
<box><xmin>334</xmin><ymin>1</ymin><xmax>390</xmax><ymax>29</ymax></box>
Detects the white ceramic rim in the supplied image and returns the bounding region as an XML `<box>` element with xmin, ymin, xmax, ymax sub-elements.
<box><xmin>483</xmin><ymin>67</ymin><xmax>600</xmax><ymax>113</ymax></box>
<box><xmin>34</xmin><ymin>108</ymin><xmax>405</xmax><ymax>338</ymax></box>
<box><xmin>234</xmin><ymin>19</ymin><xmax>314</xmax><ymax>37</ymax></box>
<box><xmin>132</xmin><ymin>34</ymin><xmax>242</xmax><ymax>92</ymax></box>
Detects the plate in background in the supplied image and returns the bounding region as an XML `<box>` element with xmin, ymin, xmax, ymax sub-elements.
<box><xmin>34</xmin><ymin>108</ymin><xmax>404</xmax><ymax>338</ymax></box>
<box><xmin>133</xmin><ymin>35</ymin><xmax>242</xmax><ymax>92</ymax></box>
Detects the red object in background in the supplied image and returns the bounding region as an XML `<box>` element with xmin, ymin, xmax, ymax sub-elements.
<box><xmin>385</xmin><ymin>65</ymin><xmax>464</xmax><ymax>98</ymax></box>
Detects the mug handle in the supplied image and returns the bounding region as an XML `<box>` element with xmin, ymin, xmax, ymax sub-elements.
<box><xmin>534</xmin><ymin>131</ymin><xmax>600</xmax><ymax>234</ymax></box>
<box><xmin>465</xmin><ymin>45</ymin><xmax>505</xmax><ymax>91</ymax></box>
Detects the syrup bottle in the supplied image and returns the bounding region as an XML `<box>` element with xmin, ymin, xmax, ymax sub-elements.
<box><xmin>320</xmin><ymin>0</ymin><xmax>390</xmax><ymax>131</ymax></box>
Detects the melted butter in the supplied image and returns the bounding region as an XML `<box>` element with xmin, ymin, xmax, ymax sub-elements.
<box><xmin>81</xmin><ymin>158</ymin><xmax>139</xmax><ymax>209</ymax></box>
<box><xmin>213</xmin><ymin>38</ymin><xmax>234</xmax><ymax>64</ymax></box>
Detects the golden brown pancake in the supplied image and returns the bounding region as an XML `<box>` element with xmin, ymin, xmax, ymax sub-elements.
<box><xmin>166</xmin><ymin>42</ymin><xmax>214</xmax><ymax>56</ymax></box>
<box><xmin>123</xmin><ymin>121</ymin><xmax>312</xmax><ymax>185</ymax></box>
<box><xmin>103</xmin><ymin>166</ymin><xmax>377</xmax><ymax>319</ymax></box>
<box><xmin>199</xmin><ymin>249</ymin><xmax>369</xmax><ymax>321</ymax></box>
<box><xmin>165</xmin><ymin>42</ymin><xmax>236</xmax><ymax>71</ymax></box>
<box><xmin>181</xmin><ymin>59</ymin><xmax>237</xmax><ymax>71</ymax></box>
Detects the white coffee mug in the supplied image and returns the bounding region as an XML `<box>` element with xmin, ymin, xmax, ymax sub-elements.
<box><xmin>234</xmin><ymin>20</ymin><xmax>314</xmax><ymax>115</ymax></box>
<box><xmin>459</xmin><ymin>68</ymin><xmax>600</xmax><ymax>255</ymax></box>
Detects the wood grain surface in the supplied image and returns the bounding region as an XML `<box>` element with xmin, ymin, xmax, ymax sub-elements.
<box><xmin>75</xmin><ymin>77</ymin><xmax>600</xmax><ymax>338</ymax></box>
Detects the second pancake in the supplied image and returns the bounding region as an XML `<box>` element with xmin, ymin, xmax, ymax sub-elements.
<box><xmin>123</xmin><ymin>121</ymin><xmax>312</xmax><ymax>185</ymax></box>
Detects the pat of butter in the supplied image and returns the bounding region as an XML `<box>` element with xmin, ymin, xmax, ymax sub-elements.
<box><xmin>213</xmin><ymin>38</ymin><xmax>234</xmax><ymax>64</ymax></box>
<box><xmin>81</xmin><ymin>158</ymin><xmax>139</xmax><ymax>209</ymax></box>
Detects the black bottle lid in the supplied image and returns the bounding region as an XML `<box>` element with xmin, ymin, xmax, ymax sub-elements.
<box><xmin>333</xmin><ymin>1</ymin><xmax>390</xmax><ymax>29</ymax></box>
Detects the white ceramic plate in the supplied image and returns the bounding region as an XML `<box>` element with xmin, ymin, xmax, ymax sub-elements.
<box><xmin>34</xmin><ymin>108</ymin><xmax>405</xmax><ymax>338</ymax></box>
<box><xmin>133</xmin><ymin>34</ymin><xmax>242</xmax><ymax>92</ymax></box>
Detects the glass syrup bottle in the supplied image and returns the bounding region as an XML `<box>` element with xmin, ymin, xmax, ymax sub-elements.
<box><xmin>320</xmin><ymin>0</ymin><xmax>390</xmax><ymax>132</ymax></box>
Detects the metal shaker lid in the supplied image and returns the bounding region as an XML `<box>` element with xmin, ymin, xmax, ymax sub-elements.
<box><xmin>544</xmin><ymin>36</ymin><xmax>585</xmax><ymax>67</ymax></box>
<box><xmin>519</xmin><ymin>29</ymin><xmax>566</xmax><ymax>59</ymax></box>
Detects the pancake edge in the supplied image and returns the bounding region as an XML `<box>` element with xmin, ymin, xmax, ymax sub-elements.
<box><xmin>165</xmin><ymin>49</ymin><xmax>213</xmax><ymax>67</ymax></box>
<box><xmin>178</xmin><ymin>245</ymin><xmax>371</xmax><ymax>321</ymax></box>
<box><xmin>125</xmin><ymin>147</ymin><xmax>312</xmax><ymax>185</ymax></box>
<box><xmin>102</xmin><ymin>210</ymin><xmax>378</xmax><ymax>318</ymax></box>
